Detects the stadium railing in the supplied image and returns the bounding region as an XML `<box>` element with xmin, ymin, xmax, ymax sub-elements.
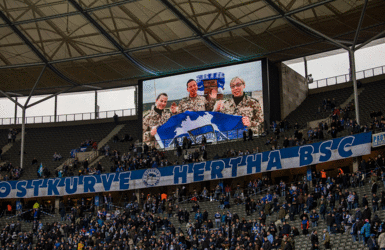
<box><xmin>0</xmin><ymin>108</ymin><xmax>137</xmax><ymax>125</ymax></box>
<box><xmin>309</xmin><ymin>64</ymin><xmax>385</xmax><ymax>89</ymax></box>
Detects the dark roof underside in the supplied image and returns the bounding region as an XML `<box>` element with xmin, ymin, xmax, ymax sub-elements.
<box><xmin>0</xmin><ymin>0</ymin><xmax>384</xmax><ymax>96</ymax></box>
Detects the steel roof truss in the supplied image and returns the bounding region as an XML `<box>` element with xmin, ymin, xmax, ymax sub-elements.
<box><xmin>353</xmin><ymin>0</ymin><xmax>368</xmax><ymax>49</ymax></box>
<box><xmin>67</xmin><ymin>0</ymin><xmax>157</xmax><ymax>74</ymax></box>
<box><xmin>0</xmin><ymin>10</ymin><xmax>80</xmax><ymax>86</ymax></box>
<box><xmin>159</xmin><ymin>0</ymin><xmax>240</xmax><ymax>61</ymax></box>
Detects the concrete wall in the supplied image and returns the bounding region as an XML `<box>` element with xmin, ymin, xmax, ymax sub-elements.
<box><xmin>280</xmin><ymin>63</ymin><xmax>308</xmax><ymax>120</ymax></box>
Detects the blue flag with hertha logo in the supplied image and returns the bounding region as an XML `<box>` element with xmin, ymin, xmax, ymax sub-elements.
<box><xmin>155</xmin><ymin>111</ymin><xmax>246</xmax><ymax>148</ymax></box>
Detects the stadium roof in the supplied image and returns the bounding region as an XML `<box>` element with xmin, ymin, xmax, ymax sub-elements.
<box><xmin>0</xmin><ymin>0</ymin><xmax>384</xmax><ymax>96</ymax></box>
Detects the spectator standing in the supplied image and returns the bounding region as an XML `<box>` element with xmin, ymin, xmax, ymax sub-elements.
<box><xmin>323</xmin><ymin>228</ymin><xmax>331</xmax><ymax>249</ymax></box>
<box><xmin>7</xmin><ymin>131</ymin><xmax>12</xmax><ymax>143</ymax></box>
<box><xmin>310</xmin><ymin>209</ymin><xmax>319</xmax><ymax>228</ymax></box>
<box><xmin>311</xmin><ymin>230</ymin><xmax>319</xmax><ymax>249</ymax></box>
<box><xmin>373</xmin><ymin>193</ymin><xmax>379</xmax><ymax>212</ymax></box>
<box><xmin>361</xmin><ymin>219</ymin><xmax>371</xmax><ymax>245</ymax></box>
<box><xmin>301</xmin><ymin>216</ymin><xmax>309</xmax><ymax>235</ymax></box>
<box><xmin>248</xmin><ymin>128</ymin><xmax>253</xmax><ymax>141</ymax></box>
<box><xmin>367</xmin><ymin>234</ymin><xmax>378</xmax><ymax>250</ymax></box>
<box><xmin>320</xmin><ymin>169</ymin><xmax>327</xmax><ymax>183</ymax></box>
<box><xmin>378</xmin><ymin>231</ymin><xmax>385</xmax><ymax>249</ymax></box>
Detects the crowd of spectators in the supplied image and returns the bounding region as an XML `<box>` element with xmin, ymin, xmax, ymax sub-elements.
<box><xmin>325</xmin><ymin>100</ymin><xmax>384</xmax><ymax>134</ymax></box>
<box><xmin>2</xmin><ymin>159</ymin><xmax>385</xmax><ymax>250</ymax></box>
<box><xmin>0</xmin><ymin>162</ymin><xmax>22</xmax><ymax>181</ymax></box>
<box><xmin>263</xmin><ymin>98</ymin><xmax>384</xmax><ymax>154</ymax></box>
<box><xmin>104</xmin><ymin>143</ymin><xmax>173</xmax><ymax>171</ymax></box>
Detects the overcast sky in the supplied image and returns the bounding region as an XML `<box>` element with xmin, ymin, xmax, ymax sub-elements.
<box><xmin>285</xmin><ymin>42</ymin><xmax>385</xmax><ymax>81</ymax></box>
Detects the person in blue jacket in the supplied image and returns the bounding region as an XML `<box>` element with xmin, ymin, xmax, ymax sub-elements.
<box><xmin>361</xmin><ymin>219</ymin><xmax>371</xmax><ymax>245</ymax></box>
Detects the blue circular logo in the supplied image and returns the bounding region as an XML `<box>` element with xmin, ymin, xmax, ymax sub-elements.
<box><xmin>142</xmin><ymin>169</ymin><xmax>161</xmax><ymax>187</ymax></box>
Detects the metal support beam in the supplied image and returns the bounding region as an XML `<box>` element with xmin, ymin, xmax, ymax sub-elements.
<box><xmin>14</xmin><ymin>97</ymin><xmax>17</xmax><ymax>125</ymax></box>
<box><xmin>54</xmin><ymin>95</ymin><xmax>57</xmax><ymax>122</ymax></box>
<box><xmin>264</xmin><ymin>0</ymin><xmax>342</xmax><ymax>47</ymax></box>
<box><xmin>67</xmin><ymin>0</ymin><xmax>157</xmax><ymax>75</ymax></box>
<box><xmin>6</xmin><ymin>92</ymin><xmax>23</xmax><ymax>96</ymax></box>
<box><xmin>159</xmin><ymin>0</ymin><xmax>240</xmax><ymax>61</ymax></box>
<box><xmin>349</xmin><ymin>49</ymin><xmax>360</xmax><ymax>125</ymax></box>
<box><xmin>263</xmin><ymin>0</ymin><xmax>286</xmax><ymax>16</ymax></box>
<box><xmin>0</xmin><ymin>0</ymin><xmax>141</xmax><ymax>28</ymax></box>
<box><xmin>20</xmin><ymin>107</ymin><xmax>26</xmax><ymax>169</ymax></box>
<box><xmin>134</xmin><ymin>85</ymin><xmax>137</xmax><ymax>112</ymax></box>
<box><xmin>83</xmin><ymin>85</ymin><xmax>102</xmax><ymax>90</ymax></box>
<box><xmin>283</xmin><ymin>0</ymin><xmax>336</xmax><ymax>16</ymax></box>
<box><xmin>95</xmin><ymin>90</ymin><xmax>98</xmax><ymax>119</ymax></box>
<box><xmin>0</xmin><ymin>11</ymin><xmax>79</xmax><ymax>87</ymax></box>
<box><xmin>0</xmin><ymin>90</ymin><xmax>24</xmax><ymax>109</ymax></box>
<box><xmin>27</xmin><ymin>86</ymin><xmax>76</xmax><ymax>108</ymax></box>
<box><xmin>355</xmin><ymin>29</ymin><xmax>385</xmax><ymax>51</ymax></box>
<box><xmin>353</xmin><ymin>0</ymin><xmax>368</xmax><ymax>49</ymax></box>
<box><xmin>286</xmin><ymin>16</ymin><xmax>350</xmax><ymax>50</ymax></box>
<box><xmin>0</xmin><ymin>62</ymin><xmax>46</xmax><ymax>70</ymax></box>
<box><xmin>24</xmin><ymin>65</ymin><xmax>46</xmax><ymax>107</ymax></box>
<box><xmin>335</xmin><ymin>39</ymin><xmax>353</xmax><ymax>45</ymax></box>
<box><xmin>303</xmin><ymin>57</ymin><xmax>308</xmax><ymax>80</ymax></box>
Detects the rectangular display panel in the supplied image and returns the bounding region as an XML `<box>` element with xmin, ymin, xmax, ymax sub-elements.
<box><xmin>142</xmin><ymin>61</ymin><xmax>263</xmax><ymax>149</ymax></box>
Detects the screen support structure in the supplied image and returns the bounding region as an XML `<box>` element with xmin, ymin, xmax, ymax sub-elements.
<box><xmin>0</xmin><ymin>65</ymin><xmax>45</xmax><ymax>169</ymax></box>
<box><xmin>0</xmin><ymin>68</ymin><xmax>92</xmax><ymax>169</ymax></box>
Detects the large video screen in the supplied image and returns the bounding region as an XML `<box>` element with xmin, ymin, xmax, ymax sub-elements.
<box><xmin>142</xmin><ymin>61</ymin><xmax>264</xmax><ymax>149</ymax></box>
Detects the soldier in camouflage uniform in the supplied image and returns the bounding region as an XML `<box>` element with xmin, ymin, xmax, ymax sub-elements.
<box><xmin>143</xmin><ymin>93</ymin><xmax>172</xmax><ymax>146</ymax></box>
<box><xmin>171</xmin><ymin>79</ymin><xmax>217</xmax><ymax>114</ymax></box>
<box><xmin>215</xmin><ymin>76</ymin><xmax>263</xmax><ymax>134</ymax></box>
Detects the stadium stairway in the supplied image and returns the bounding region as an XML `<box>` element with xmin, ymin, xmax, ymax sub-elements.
<box><xmin>284</xmin><ymin>87</ymin><xmax>353</xmax><ymax>128</ymax></box>
<box><xmin>1</xmin><ymin>131</ymin><xmax>22</xmax><ymax>155</ymax></box>
<box><xmin>0</xmin><ymin>130</ymin><xmax>22</xmax><ymax>165</ymax></box>
<box><xmin>97</xmin><ymin>124</ymin><xmax>126</xmax><ymax>151</ymax></box>
<box><xmin>339</xmin><ymin>87</ymin><xmax>365</xmax><ymax>110</ymax></box>
<box><xmin>57</xmin><ymin>124</ymin><xmax>126</xmax><ymax>171</ymax></box>
<box><xmin>6</xmin><ymin>122</ymin><xmax>117</xmax><ymax>181</ymax></box>
<box><xmin>89</xmin><ymin>120</ymin><xmax>141</xmax><ymax>171</ymax></box>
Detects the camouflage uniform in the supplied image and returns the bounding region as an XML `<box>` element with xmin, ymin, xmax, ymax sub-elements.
<box><xmin>176</xmin><ymin>95</ymin><xmax>216</xmax><ymax>114</ymax></box>
<box><xmin>217</xmin><ymin>94</ymin><xmax>263</xmax><ymax>134</ymax></box>
<box><xmin>143</xmin><ymin>106</ymin><xmax>172</xmax><ymax>144</ymax></box>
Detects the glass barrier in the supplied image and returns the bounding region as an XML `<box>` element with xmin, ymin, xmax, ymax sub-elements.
<box><xmin>0</xmin><ymin>108</ymin><xmax>137</xmax><ymax>125</ymax></box>
<box><xmin>309</xmin><ymin>65</ymin><xmax>385</xmax><ymax>89</ymax></box>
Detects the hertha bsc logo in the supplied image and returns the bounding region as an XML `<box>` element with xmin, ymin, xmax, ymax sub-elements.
<box><xmin>142</xmin><ymin>168</ymin><xmax>161</xmax><ymax>187</ymax></box>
